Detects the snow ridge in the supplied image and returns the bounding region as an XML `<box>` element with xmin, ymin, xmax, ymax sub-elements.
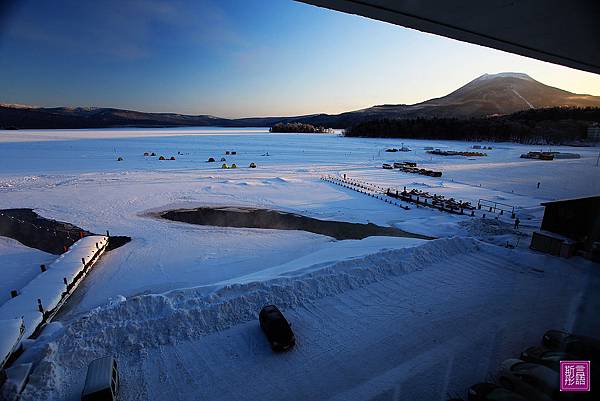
<box><xmin>64</xmin><ymin>238</ymin><xmax>478</xmax><ymax>359</ymax></box>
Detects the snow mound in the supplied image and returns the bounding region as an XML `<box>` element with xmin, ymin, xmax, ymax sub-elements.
<box><xmin>458</xmin><ymin>219</ymin><xmax>523</xmax><ymax>237</ymax></box>
<box><xmin>236</xmin><ymin>181</ymin><xmax>267</xmax><ymax>187</ymax></box>
<box><xmin>267</xmin><ymin>177</ymin><xmax>293</xmax><ymax>184</ymax></box>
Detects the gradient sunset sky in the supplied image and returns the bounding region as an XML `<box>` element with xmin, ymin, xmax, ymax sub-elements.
<box><xmin>1</xmin><ymin>0</ymin><xmax>599</xmax><ymax>118</ymax></box>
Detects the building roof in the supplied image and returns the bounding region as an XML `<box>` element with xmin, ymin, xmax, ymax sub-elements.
<box><xmin>300</xmin><ymin>0</ymin><xmax>600</xmax><ymax>75</ymax></box>
<box><xmin>541</xmin><ymin>195</ymin><xmax>600</xmax><ymax>207</ymax></box>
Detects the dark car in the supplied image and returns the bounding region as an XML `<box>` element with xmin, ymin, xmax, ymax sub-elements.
<box><xmin>520</xmin><ymin>346</ymin><xmax>577</xmax><ymax>371</ymax></box>
<box><xmin>259</xmin><ymin>305</ymin><xmax>295</xmax><ymax>351</ymax></box>
<box><xmin>497</xmin><ymin>359</ymin><xmax>556</xmax><ymax>401</ymax></box>
<box><xmin>542</xmin><ymin>330</ymin><xmax>600</xmax><ymax>361</ymax></box>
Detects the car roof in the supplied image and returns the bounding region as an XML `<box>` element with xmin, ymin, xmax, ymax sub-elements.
<box><xmin>511</xmin><ymin>361</ymin><xmax>558</xmax><ymax>386</ymax></box>
<box><xmin>262</xmin><ymin>305</ymin><xmax>281</xmax><ymax>314</ymax></box>
<box><xmin>82</xmin><ymin>356</ymin><xmax>116</xmax><ymax>396</ymax></box>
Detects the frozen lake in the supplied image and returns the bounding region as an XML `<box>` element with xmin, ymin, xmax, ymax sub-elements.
<box><xmin>0</xmin><ymin>127</ymin><xmax>598</xmax><ymax>401</ymax></box>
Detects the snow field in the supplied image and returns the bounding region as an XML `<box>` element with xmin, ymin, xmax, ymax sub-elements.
<box><xmin>0</xmin><ymin>128</ymin><xmax>598</xmax><ymax>400</ymax></box>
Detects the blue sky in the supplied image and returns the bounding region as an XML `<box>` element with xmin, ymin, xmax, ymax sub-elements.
<box><xmin>1</xmin><ymin>0</ymin><xmax>599</xmax><ymax>118</ymax></box>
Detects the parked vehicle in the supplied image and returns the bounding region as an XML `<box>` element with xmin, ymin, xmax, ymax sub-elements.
<box><xmin>520</xmin><ymin>346</ymin><xmax>576</xmax><ymax>371</ymax></box>
<box><xmin>259</xmin><ymin>305</ymin><xmax>295</xmax><ymax>351</ymax></box>
<box><xmin>467</xmin><ymin>382</ymin><xmax>528</xmax><ymax>401</ymax></box>
<box><xmin>497</xmin><ymin>358</ymin><xmax>557</xmax><ymax>401</ymax></box>
<box><xmin>81</xmin><ymin>356</ymin><xmax>119</xmax><ymax>401</ymax></box>
<box><xmin>542</xmin><ymin>329</ymin><xmax>600</xmax><ymax>361</ymax></box>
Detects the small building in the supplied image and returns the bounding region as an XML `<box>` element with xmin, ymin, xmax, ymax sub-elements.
<box><xmin>531</xmin><ymin>196</ymin><xmax>600</xmax><ymax>260</ymax></box>
<box><xmin>587</xmin><ymin>124</ymin><xmax>600</xmax><ymax>142</ymax></box>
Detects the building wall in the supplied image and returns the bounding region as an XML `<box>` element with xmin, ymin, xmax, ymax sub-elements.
<box><xmin>541</xmin><ymin>197</ymin><xmax>600</xmax><ymax>248</ymax></box>
<box><xmin>588</xmin><ymin>125</ymin><xmax>600</xmax><ymax>142</ymax></box>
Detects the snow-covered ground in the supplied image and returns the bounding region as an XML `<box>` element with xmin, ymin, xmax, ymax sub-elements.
<box><xmin>0</xmin><ymin>128</ymin><xmax>598</xmax><ymax>400</ymax></box>
<box><xmin>0</xmin><ymin>237</ymin><xmax>55</xmax><ymax>305</ymax></box>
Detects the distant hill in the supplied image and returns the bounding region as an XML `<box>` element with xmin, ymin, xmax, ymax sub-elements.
<box><xmin>2</xmin><ymin>73</ymin><xmax>600</xmax><ymax>129</ymax></box>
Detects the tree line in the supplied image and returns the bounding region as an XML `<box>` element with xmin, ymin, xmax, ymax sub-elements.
<box><xmin>344</xmin><ymin>107</ymin><xmax>600</xmax><ymax>144</ymax></box>
<box><xmin>269</xmin><ymin>122</ymin><xmax>333</xmax><ymax>133</ymax></box>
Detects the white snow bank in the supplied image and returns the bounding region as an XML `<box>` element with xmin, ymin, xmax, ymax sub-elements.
<box><xmin>0</xmin><ymin>318</ymin><xmax>24</xmax><ymax>367</ymax></box>
<box><xmin>0</xmin><ymin>236</ymin><xmax>107</xmax><ymax>342</ymax></box>
<box><xmin>45</xmin><ymin>237</ymin><xmax>480</xmax><ymax>366</ymax></box>
<box><xmin>0</xmin><ymin>237</ymin><xmax>55</xmax><ymax>305</ymax></box>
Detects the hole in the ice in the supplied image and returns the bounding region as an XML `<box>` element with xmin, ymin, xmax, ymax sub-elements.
<box><xmin>159</xmin><ymin>206</ymin><xmax>432</xmax><ymax>240</ymax></box>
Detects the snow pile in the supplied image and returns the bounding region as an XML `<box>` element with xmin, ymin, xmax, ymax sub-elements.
<box><xmin>0</xmin><ymin>236</ymin><xmax>108</xmax><ymax>342</ymax></box>
<box><xmin>458</xmin><ymin>218</ymin><xmax>518</xmax><ymax>237</ymax></box>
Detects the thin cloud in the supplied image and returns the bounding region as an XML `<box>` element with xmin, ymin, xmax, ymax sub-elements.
<box><xmin>3</xmin><ymin>0</ymin><xmax>244</xmax><ymax>60</ymax></box>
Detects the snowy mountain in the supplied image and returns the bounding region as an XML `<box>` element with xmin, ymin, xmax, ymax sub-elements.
<box><xmin>2</xmin><ymin>73</ymin><xmax>600</xmax><ymax>129</ymax></box>
<box><xmin>356</xmin><ymin>72</ymin><xmax>600</xmax><ymax>119</ymax></box>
